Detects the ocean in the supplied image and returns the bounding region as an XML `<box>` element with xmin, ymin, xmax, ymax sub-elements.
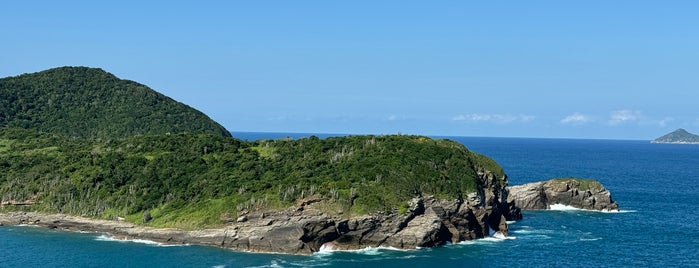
<box><xmin>2</xmin><ymin>133</ymin><xmax>698</xmax><ymax>267</ymax></box>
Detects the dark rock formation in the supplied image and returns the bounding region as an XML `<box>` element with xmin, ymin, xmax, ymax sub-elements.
<box><xmin>508</xmin><ymin>178</ymin><xmax>619</xmax><ymax>211</ymax></box>
<box><xmin>142</xmin><ymin>211</ymin><xmax>152</xmax><ymax>223</ymax></box>
<box><xmin>228</xmin><ymin>170</ymin><xmax>515</xmax><ymax>254</ymax></box>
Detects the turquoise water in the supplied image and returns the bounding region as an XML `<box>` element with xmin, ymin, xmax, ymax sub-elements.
<box><xmin>2</xmin><ymin>134</ymin><xmax>698</xmax><ymax>267</ymax></box>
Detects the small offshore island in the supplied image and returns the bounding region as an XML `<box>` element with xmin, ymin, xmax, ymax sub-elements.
<box><xmin>0</xmin><ymin>67</ymin><xmax>619</xmax><ymax>254</ymax></box>
<box><xmin>651</xmin><ymin>128</ymin><xmax>699</xmax><ymax>144</ymax></box>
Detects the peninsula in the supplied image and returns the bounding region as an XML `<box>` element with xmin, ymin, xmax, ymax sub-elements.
<box><xmin>0</xmin><ymin>67</ymin><xmax>519</xmax><ymax>254</ymax></box>
<box><xmin>0</xmin><ymin>67</ymin><xmax>617</xmax><ymax>254</ymax></box>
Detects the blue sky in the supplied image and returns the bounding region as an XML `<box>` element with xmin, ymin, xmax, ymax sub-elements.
<box><xmin>2</xmin><ymin>1</ymin><xmax>698</xmax><ymax>139</ymax></box>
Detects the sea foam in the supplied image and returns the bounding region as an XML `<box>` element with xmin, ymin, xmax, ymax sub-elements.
<box><xmin>94</xmin><ymin>234</ymin><xmax>188</xmax><ymax>247</ymax></box>
<box><xmin>457</xmin><ymin>232</ymin><xmax>517</xmax><ymax>245</ymax></box>
<box><xmin>548</xmin><ymin>204</ymin><xmax>635</xmax><ymax>213</ymax></box>
<box><xmin>315</xmin><ymin>243</ymin><xmax>409</xmax><ymax>256</ymax></box>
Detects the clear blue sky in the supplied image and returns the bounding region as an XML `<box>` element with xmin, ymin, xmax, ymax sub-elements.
<box><xmin>2</xmin><ymin>1</ymin><xmax>698</xmax><ymax>139</ymax></box>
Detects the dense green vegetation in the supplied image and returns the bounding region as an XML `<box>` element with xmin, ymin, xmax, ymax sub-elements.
<box><xmin>0</xmin><ymin>127</ymin><xmax>503</xmax><ymax>228</ymax></box>
<box><xmin>0</xmin><ymin>67</ymin><xmax>230</xmax><ymax>139</ymax></box>
<box><xmin>0</xmin><ymin>66</ymin><xmax>505</xmax><ymax>229</ymax></box>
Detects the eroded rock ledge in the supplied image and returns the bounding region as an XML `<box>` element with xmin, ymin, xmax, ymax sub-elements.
<box><xmin>507</xmin><ymin>178</ymin><xmax>619</xmax><ymax>211</ymax></box>
<box><xmin>0</xmin><ymin>196</ymin><xmax>505</xmax><ymax>255</ymax></box>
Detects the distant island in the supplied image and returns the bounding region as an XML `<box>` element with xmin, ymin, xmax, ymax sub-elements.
<box><xmin>651</xmin><ymin>128</ymin><xmax>699</xmax><ymax>144</ymax></box>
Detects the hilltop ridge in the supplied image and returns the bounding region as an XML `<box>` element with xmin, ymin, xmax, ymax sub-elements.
<box><xmin>0</xmin><ymin>66</ymin><xmax>230</xmax><ymax>139</ymax></box>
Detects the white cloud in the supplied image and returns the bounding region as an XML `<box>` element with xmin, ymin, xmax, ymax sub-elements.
<box><xmin>452</xmin><ymin>113</ymin><xmax>535</xmax><ymax>124</ymax></box>
<box><xmin>452</xmin><ymin>114</ymin><xmax>491</xmax><ymax>122</ymax></box>
<box><xmin>609</xmin><ymin>110</ymin><xmax>641</xmax><ymax>125</ymax></box>
<box><xmin>656</xmin><ymin>117</ymin><xmax>674</xmax><ymax>127</ymax></box>
<box><xmin>520</xmin><ymin>114</ymin><xmax>536</xmax><ymax>122</ymax></box>
<box><xmin>560</xmin><ymin>112</ymin><xmax>592</xmax><ymax>124</ymax></box>
<box><xmin>267</xmin><ymin>116</ymin><xmax>287</xmax><ymax>121</ymax></box>
<box><xmin>639</xmin><ymin>116</ymin><xmax>674</xmax><ymax>127</ymax></box>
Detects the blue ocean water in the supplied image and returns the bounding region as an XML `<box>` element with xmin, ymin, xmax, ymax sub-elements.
<box><xmin>2</xmin><ymin>134</ymin><xmax>698</xmax><ymax>267</ymax></box>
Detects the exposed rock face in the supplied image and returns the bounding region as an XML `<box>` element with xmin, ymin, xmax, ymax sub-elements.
<box><xmin>0</xmin><ymin>171</ymin><xmax>518</xmax><ymax>255</ymax></box>
<box><xmin>508</xmin><ymin>179</ymin><xmax>619</xmax><ymax>211</ymax></box>
<box><xmin>230</xmin><ymin>170</ymin><xmax>515</xmax><ymax>253</ymax></box>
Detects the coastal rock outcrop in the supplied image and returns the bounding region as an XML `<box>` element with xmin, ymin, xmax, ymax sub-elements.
<box><xmin>229</xmin><ymin>170</ymin><xmax>515</xmax><ymax>253</ymax></box>
<box><xmin>507</xmin><ymin>178</ymin><xmax>618</xmax><ymax>211</ymax></box>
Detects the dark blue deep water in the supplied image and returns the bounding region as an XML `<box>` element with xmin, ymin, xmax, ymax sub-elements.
<box><xmin>2</xmin><ymin>133</ymin><xmax>698</xmax><ymax>267</ymax></box>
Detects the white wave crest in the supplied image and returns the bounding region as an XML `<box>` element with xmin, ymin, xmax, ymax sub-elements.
<box><xmin>548</xmin><ymin>204</ymin><xmax>584</xmax><ymax>211</ymax></box>
<box><xmin>511</xmin><ymin>228</ymin><xmax>554</xmax><ymax>234</ymax></box>
<box><xmin>493</xmin><ymin>231</ymin><xmax>516</xmax><ymax>240</ymax></box>
<box><xmin>94</xmin><ymin>234</ymin><xmax>188</xmax><ymax>247</ymax></box>
<box><xmin>314</xmin><ymin>243</ymin><xmax>409</xmax><ymax>257</ymax></box>
<box><xmin>457</xmin><ymin>232</ymin><xmax>516</xmax><ymax>244</ymax></box>
<box><xmin>548</xmin><ymin>204</ymin><xmax>635</xmax><ymax>213</ymax></box>
<box><xmin>600</xmin><ymin>209</ymin><xmax>636</xmax><ymax>213</ymax></box>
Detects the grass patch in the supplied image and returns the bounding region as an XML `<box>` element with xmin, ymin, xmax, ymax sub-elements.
<box><xmin>24</xmin><ymin>146</ymin><xmax>60</xmax><ymax>156</ymax></box>
<box><xmin>0</xmin><ymin>139</ymin><xmax>13</xmax><ymax>153</ymax></box>
<box><xmin>551</xmin><ymin>177</ymin><xmax>602</xmax><ymax>191</ymax></box>
<box><xmin>135</xmin><ymin>198</ymin><xmax>240</xmax><ymax>229</ymax></box>
<box><xmin>251</xmin><ymin>144</ymin><xmax>277</xmax><ymax>159</ymax></box>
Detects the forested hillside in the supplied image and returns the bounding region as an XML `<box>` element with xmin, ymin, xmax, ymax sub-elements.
<box><xmin>0</xmin><ymin>67</ymin><xmax>230</xmax><ymax>139</ymax></box>
<box><xmin>0</xmin><ymin>67</ymin><xmax>505</xmax><ymax>229</ymax></box>
<box><xmin>0</xmin><ymin>127</ymin><xmax>503</xmax><ymax>228</ymax></box>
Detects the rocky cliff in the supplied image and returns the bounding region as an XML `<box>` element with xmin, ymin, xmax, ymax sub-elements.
<box><xmin>507</xmin><ymin>178</ymin><xmax>618</xmax><ymax>211</ymax></box>
<box><xmin>0</xmin><ymin>170</ymin><xmax>520</xmax><ymax>255</ymax></box>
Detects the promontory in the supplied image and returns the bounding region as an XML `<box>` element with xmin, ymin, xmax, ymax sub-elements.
<box><xmin>1</xmin><ymin>67</ymin><xmax>524</xmax><ymax>254</ymax></box>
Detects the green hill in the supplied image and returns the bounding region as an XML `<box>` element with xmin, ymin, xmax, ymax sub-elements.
<box><xmin>652</xmin><ymin>128</ymin><xmax>699</xmax><ymax>144</ymax></box>
<box><xmin>0</xmin><ymin>67</ymin><xmax>230</xmax><ymax>139</ymax></box>
<box><xmin>0</xmin><ymin>127</ymin><xmax>503</xmax><ymax>228</ymax></box>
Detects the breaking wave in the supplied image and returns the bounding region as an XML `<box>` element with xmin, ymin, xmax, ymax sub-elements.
<box><xmin>94</xmin><ymin>234</ymin><xmax>188</xmax><ymax>247</ymax></box>
<box><xmin>315</xmin><ymin>244</ymin><xmax>409</xmax><ymax>257</ymax></box>
<box><xmin>548</xmin><ymin>204</ymin><xmax>635</xmax><ymax>213</ymax></box>
<box><xmin>457</xmin><ymin>232</ymin><xmax>517</xmax><ymax>245</ymax></box>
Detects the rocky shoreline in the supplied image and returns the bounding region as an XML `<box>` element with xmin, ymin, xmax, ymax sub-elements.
<box><xmin>0</xmin><ymin>177</ymin><xmax>618</xmax><ymax>255</ymax></box>
<box><xmin>0</xmin><ymin>171</ymin><xmax>521</xmax><ymax>255</ymax></box>
<box><xmin>0</xmin><ymin>194</ymin><xmax>511</xmax><ymax>255</ymax></box>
